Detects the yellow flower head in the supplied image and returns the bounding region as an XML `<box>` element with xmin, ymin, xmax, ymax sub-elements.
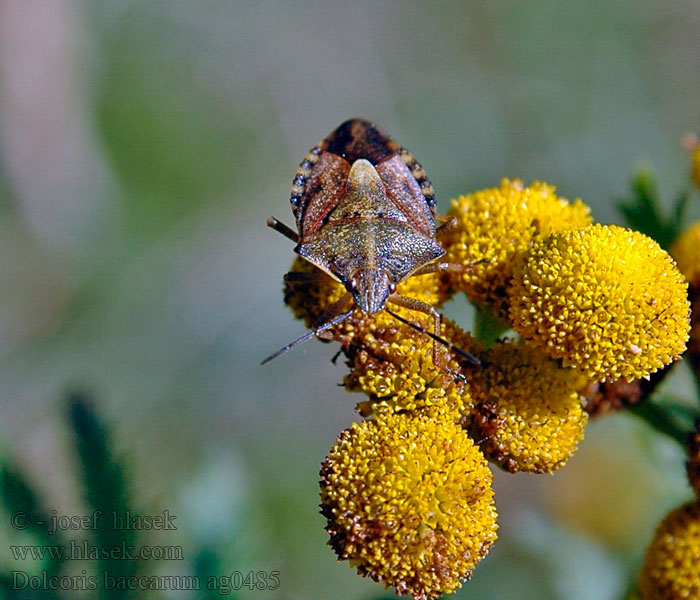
<box><xmin>344</xmin><ymin>316</ymin><xmax>481</xmax><ymax>420</ymax></box>
<box><xmin>670</xmin><ymin>221</ymin><xmax>700</xmax><ymax>286</ymax></box>
<box><xmin>440</xmin><ymin>179</ymin><xmax>592</xmax><ymax>319</ymax></box>
<box><xmin>638</xmin><ymin>500</ymin><xmax>700</xmax><ymax>599</ymax></box>
<box><xmin>508</xmin><ymin>224</ymin><xmax>690</xmax><ymax>382</ymax></box>
<box><xmin>469</xmin><ymin>341</ymin><xmax>589</xmax><ymax>473</ymax></box>
<box><xmin>320</xmin><ymin>412</ymin><xmax>498</xmax><ymax>600</ymax></box>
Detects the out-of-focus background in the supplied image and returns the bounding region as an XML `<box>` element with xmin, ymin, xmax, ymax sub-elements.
<box><xmin>0</xmin><ymin>1</ymin><xmax>699</xmax><ymax>599</ymax></box>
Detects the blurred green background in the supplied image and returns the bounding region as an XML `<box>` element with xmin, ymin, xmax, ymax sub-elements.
<box><xmin>0</xmin><ymin>1</ymin><xmax>699</xmax><ymax>598</ymax></box>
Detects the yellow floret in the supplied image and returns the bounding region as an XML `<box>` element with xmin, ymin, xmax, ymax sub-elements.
<box><xmin>320</xmin><ymin>412</ymin><xmax>498</xmax><ymax>600</ymax></box>
<box><xmin>469</xmin><ymin>341</ymin><xmax>589</xmax><ymax>473</ymax></box>
<box><xmin>638</xmin><ymin>500</ymin><xmax>700</xmax><ymax>599</ymax></box>
<box><xmin>508</xmin><ymin>224</ymin><xmax>690</xmax><ymax>382</ymax></box>
<box><xmin>440</xmin><ymin>179</ymin><xmax>592</xmax><ymax>319</ymax></box>
<box><xmin>344</xmin><ymin>317</ymin><xmax>481</xmax><ymax>420</ymax></box>
<box><xmin>670</xmin><ymin>221</ymin><xmax>700</xmax><ymax>286</ymax></box>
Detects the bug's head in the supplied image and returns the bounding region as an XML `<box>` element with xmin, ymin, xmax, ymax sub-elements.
<box><xmin>347</xmin><ymin>268</ymin><xmax>395</xmax><ymax>315</ymax></box>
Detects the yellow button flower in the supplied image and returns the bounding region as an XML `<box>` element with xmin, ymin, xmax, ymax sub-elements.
<box><xmin>320</xmin><ymin>412</ymin><xmax>498</xmax><ymax>600</ymax></box>
<box><xmin>638</xmin><ymin>500</ymin><xmax>700</xmax><ymax>599</ymax></box>
<box><xmin>508</xmin><ymin>224</ymin><xmax>690</xmax><ymax>382</ymax></box>
<box><xmin>670</xmin><ymin>221</ymin><xmax>700</xmax><ymax>286</ymax></box>
<box><xmin>469</xmin><ymin>341</ymin><xmax>589</xmax><ymax>473</ymax></box>
<box><xmin>440</xmin><ymin>179</ymin><xmax>592</xmax><ymax>319</ymax></box>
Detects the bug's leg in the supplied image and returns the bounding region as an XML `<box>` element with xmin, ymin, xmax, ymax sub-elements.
<box><xmin>260</xmin><ymin>292</ymin><xmax>353</xmax><ymax>365</ymax></box>
<box><xmin>266</xmin><ymin>216</ymin><xmax>299</xmax><ymax>243</ymax></box>
<box><xmin>310</xmin><ymin>291</ymin><xmax>355</xmax><ymax>340</ymax></box>
<box><xmin>435</xmin><ymin>215</ymin><xmax>458</xmax><ymax>239</ymax></box>
<box><xmin>410</xmin><ymin>258</ymin><xmax>488</xmax><ymax>277</ymax></box>
<box><xmin>410</xmin><ymin>261</ymin><xmax>465</xmax><ymax>276</ymax></box>
<box><xmin>387</xmin><ymin>294</ymin><xmax>463</xmax><ymax>378</ymax></box>
<box><xmin>385</xmin><ymin>307</ymin><xmax>480</xmax><ymax>369</ymax></box>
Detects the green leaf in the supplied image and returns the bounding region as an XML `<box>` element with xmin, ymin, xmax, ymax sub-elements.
<box><xmin>0</xmin><ymin>466</ymin><xmax>65</xmax><ymax>577</ymax></box>
<box><xmin>67</xmin><ymin>392</ymin><xmax>137</xmax><ymax>600</ymax></box>
<box><xmin>192</xmin><ymin>547</ymin><xmax>235</xmax><ymax>600</ymax></box>
<box><xmin>618</xmin><ymin>169</ymin><xmax>689</xmax><ymax>249</ymax></box>
<box><xmin>627</xmin><ymin>398</ymin><xmax>695</xmax><ymax>447</ymax></box>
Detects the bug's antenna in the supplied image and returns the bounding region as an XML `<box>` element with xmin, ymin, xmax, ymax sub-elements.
<box><xmin>260</xmin><ymin>308</ymin><xmax>354</xmax><ymax>365</ymax></box>
<box><xmin>385</xmin><ymin>309</ymin><xmax>481</xmax><ymax>366</ymax></box>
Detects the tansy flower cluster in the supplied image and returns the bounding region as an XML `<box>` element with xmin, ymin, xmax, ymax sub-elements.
<box><xmin>281</xmin><ymin>178</ymin><xmax>690</xmax><ymax>599</ymax></box>
<box><xmin>440</xmin><ymin>178</ymin><xmax>592</xmax><ymax>319</ymax></box>
<box><xmin>635</xmin><ymin>207</ymin><xmax>700</xmax><ymax>600</ymax></box>
<box><xmin>609</xmin><ymin>143</ymin><xmax>700</xmax><ymax>600</ymax></box>
<box><xmin>320</xmin><ymin>413</ymin><xmax>497</xmax><ymax>599</ymax></box>
<box><xmin>637</xmin><ymin>417</ymin><xmax>700</xmax><ymax>600</ymax></box>
<box><xmin>637</xmin><ymin>500</ymin><xmax>700</xmax><ymax>599</ymax></box>
<box><xmin>508</xmin><ymin>224</ymin><xmax>688</xmax><ymax>382</ymax></box>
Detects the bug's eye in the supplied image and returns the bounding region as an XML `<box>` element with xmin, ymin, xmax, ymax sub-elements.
<box><xmin>389</xmin><ymin>282</ymin><xmax>396</xmax><ymax>293</ymax></box>
<box><xmin>346</xmin><ymin>279</ymin><xmax>357</xmax><ymax>291</ymax></box>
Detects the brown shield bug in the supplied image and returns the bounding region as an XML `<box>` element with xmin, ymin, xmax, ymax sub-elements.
<box><xmin>262</xmin><ymin>118</ymin><xmax>479</xmax><ymax>373</ymax></box>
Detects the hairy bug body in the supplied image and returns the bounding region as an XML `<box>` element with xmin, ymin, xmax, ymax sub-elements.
<box><xmin>263</xmin><ymin>119</ymin><xmax>478</xmax><ymax>371</ymax></box>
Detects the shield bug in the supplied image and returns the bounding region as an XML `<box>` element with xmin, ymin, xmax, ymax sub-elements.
<box><xmin>262</xmin><ymin>118</ymin><xmax>479</xmax><ymax>372</ymax></box>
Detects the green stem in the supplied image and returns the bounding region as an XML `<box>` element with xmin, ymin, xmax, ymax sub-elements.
<box><xmin>628</xmin><ymin>401</ymin><xmax>693</xmax><ymax>447</ymax></box>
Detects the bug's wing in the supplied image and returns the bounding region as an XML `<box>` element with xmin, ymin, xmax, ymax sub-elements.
<box><xmin>325</xmin><ymin>120</ymin><xmax>439</xmax><ymax>236</ymax></box>
<box><xmin>291</xmin><ymin>149</ymin><xmax>350</xmax><ymax>238</ymax></box>
<box><xmin>376</xmin><ymin>154</ymin><xmax>436</xmax><ymax>237</ymax></box>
